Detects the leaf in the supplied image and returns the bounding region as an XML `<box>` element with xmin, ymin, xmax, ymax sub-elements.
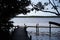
<box><xmin>44</xmin><ymin>2</ymin><xmax>48</xmax><ymax>6</ymax></box>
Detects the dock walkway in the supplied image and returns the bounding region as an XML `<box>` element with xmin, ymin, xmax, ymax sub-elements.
<box><xmin>12</xmin><ymin>27</ymin><xmax>30</xmax><ymax>40</ymax></box>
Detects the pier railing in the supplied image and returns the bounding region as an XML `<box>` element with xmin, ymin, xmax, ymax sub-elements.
<box><xmin>22</xmin><ymin>21</ymin><xmax>60</xmax><ymax>40</ymax></box>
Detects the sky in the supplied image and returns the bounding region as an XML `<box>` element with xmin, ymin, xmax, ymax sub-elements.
<box><xmin>17</xmin><ymin>0</ymin><xmax>60</xmax><ymax>16</ymax></box>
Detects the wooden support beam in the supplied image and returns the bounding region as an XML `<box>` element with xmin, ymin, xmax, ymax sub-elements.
<box><xmin>36</xmin><ymin>24</ymin><xmax>39</xmax><ymax>36</ymax></box>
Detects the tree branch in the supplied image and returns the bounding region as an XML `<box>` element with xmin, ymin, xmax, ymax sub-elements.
<box><xmin>31</xmin><ymin>1</ymin><xmax>60</xmax><ymax>16</ymax></box>
<box><xmin>49</xmin><ymin>0</ymin><xmax>60</xmax><ymax>16</ymax></box>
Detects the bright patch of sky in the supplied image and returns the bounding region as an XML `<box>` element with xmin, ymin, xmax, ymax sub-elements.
<box><xmin>17</xmin><ymin>10</ymin><xmax>56</xmax><ymax>16</ymax></box>
<box><xmin>31</xmin><ymin>0</ymin><xmax>49</xmax><ymax>4</ymax></box>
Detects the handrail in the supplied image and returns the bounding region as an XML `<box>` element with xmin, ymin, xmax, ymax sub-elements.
<box><xmin>49</xmin><ymin>21</ymin><xmax>60</xmax><ymax>26</ymax></box>
<box><xmin>18</xmin><ymin>26</ymin><xmax>60</xmax><ymax>28</ymax></box>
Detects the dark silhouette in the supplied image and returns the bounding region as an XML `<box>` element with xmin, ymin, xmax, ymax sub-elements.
<box><xmin>0</xmin><ymin>0</ymin><xmax>31</xmax><ymax>40</ymax></box>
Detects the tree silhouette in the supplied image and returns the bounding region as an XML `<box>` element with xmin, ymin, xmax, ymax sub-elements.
<box><xmin>0</xmin><ymin>0</ymin><xmax>31</xmax><ymax>21</ymax></box>
<box><xmin>0</xmin><ymin>0</ymin><xmax>31</xmax><ymax>28</ymax></box>
<box><xmin>0</xmin><ymin>0</ymin><xmax>31</xmax><ymax>40</ymax></box>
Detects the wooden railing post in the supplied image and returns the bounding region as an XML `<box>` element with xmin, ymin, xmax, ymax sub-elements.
<box><xmin>24</xmin><ymin>24</ymin><xmax>28</xmax><ymax>36</ymax></box>
<box><xmin>49</xmin><ymin>23</ymin><xmax>51</xmax><ymax>40</ymax></box>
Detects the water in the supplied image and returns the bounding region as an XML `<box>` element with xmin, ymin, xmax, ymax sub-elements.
<box><xmin>27</xmin><ymin>28</ymin><xmax>60</xmax><ymax>33</ymax></box>
<box><xmin>31</xmin><ymin>35</ymin><xmax>60</xmax><ymax>40</ymax></box>
<box><xmin>27</xmin><ymin>27</ymin><xmax>60</xmax><ymax>40</ymax></box>
<box><xmin>11</xmin><ymin>18</ymin><xmax>60</xmax><ymax>26</ymax></box>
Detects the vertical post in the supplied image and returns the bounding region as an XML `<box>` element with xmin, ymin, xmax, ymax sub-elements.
<box><xmin>24</xmin><ymin>24</ymin><xmax>27</xmax><ymax>31</ymax></box>
<box><xmin>36</xmin><ymin>24</ymin><xmax>39</xmax><ymax>36</ymax></box>
<box><xmin>24</xmin><ymin>24</ymin><xmax>27</xmax><ymax>36</ymax></box>
<box><xmin>49</xmin><ymin>24</ymin><xmax>51</xmax><ymax>40</ymax></box>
